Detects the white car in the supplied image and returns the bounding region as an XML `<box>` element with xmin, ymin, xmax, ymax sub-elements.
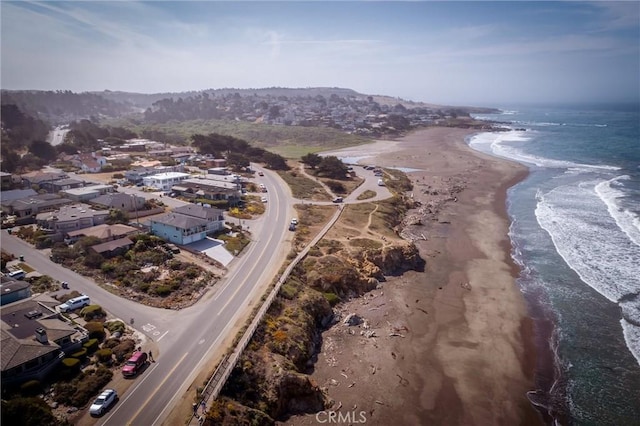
<box><xmin>89</xmin><ymin>389</ymin><xmax>117</xmax><ymax>416</ymax></box>
<box><xmin>291</xmin><ymin>218</ymin><xmax>298</xmax><ymax>225</ymax></box>
<box><xmin>261</xmin><ymin>197</ymin><xmax>268</xmax><ymax>203</ymax></box>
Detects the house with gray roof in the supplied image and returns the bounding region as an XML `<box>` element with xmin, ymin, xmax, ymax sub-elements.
<box><xmin>1</xmin><ymin>294</ymin><xmax>85</xmax><ymax>386</ymax></box>
<box><xmin>172</xmin><ymin>204</ymin><xmax>225</xmax><ymax>233</ymax></box>
<box><xmin>149</xmin><ymin>213</ymin><xmax>209</xmax><ymax>245</ymax></box>
<box><xmin>89</xmin><ymin>192</ymin><xmax>145</xmax><ymax>212</ymax></box>
<box><xmin>36</xmin><ymin>204</ymin><xmax>109</xmax><ymax>232</ymax></box>
<box><xmin>1</xmin><ymin>193</ymin><xmax>73</xmax><ymax>220</ymax></box>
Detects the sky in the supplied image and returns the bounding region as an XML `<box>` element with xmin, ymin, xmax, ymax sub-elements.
<box><xmin>1</xmin><ymin>1</ymin><xmax>639</xmax><ymax>107</ymax></box>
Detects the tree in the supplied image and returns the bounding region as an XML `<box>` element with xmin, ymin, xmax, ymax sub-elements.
<box><xmin>300</xmin><ymin>152</ymin><xmax>322</xmax><ymax>169</ymax></box>
<box><xmin>29</xmin><ymin>140</ymin><xmax>57</xmax><ymax>162</ymax></box>
<box><xmin>262</xmin><ymin>152</ymin><xmax>289</xmax><ymax>170</ymax></box>
<box><xmin>0</xmin><ymin>397</ymin><xmax>59</xmax><ymax>426</ymax></box>
<box><xmin>106</xmin><ymin>209</ymin><xmax>129</xmax><ymax>225</ymax></box>
<box><xmin>317</xmin><ymin>156</ymin><xmax>348</xmax><ymax>179</ymax></box>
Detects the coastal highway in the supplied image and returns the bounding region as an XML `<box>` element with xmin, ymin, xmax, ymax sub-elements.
<box><xmin>1</xmin><ymin>166</ymin><xmax>294</xmax><ymax>425</ymax></box>
<box><xmin>103</xmin><ymin>166</ymin><xmax>294</xmax><ymax>425</ymax></box>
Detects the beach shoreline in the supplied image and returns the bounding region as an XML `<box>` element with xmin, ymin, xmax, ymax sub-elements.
<box><xmin>283</xmin><ymin>127</ymin><xmax>542</xmax><ymax>425</ymax></box>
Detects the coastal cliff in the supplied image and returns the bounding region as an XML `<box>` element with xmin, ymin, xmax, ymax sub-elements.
<box><xmin>206</xmin><ymin>237</ymin><xmax>424</xmax><ymax>424</ymax></box>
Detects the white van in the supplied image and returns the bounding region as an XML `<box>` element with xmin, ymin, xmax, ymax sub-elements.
<box><xmin>8</xmin><ymin>269</ymin><xmax>26</xmax><ymax>280</ymax></box>
<box><xmin>58</xmin><ymin>295</ymin><xmax>90</xmax><ymax>313</ymax></box>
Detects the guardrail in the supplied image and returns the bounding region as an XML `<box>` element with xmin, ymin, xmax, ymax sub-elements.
<box><xmin>189</xmin><ymin>205</ymin><xmax>344</xmax><ymax>425</ymax></box>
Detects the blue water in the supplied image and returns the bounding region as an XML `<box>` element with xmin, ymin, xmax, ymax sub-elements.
<box><xmin>470</xmin><ymin>105</ymin><xmax>640</xmax><ymax>425</ymax></box>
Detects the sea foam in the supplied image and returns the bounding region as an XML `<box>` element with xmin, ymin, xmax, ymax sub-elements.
<box><xmin>595</xmin><ymin>176</ymin><xmax>640</xmax><ymax>247</ymax></box>
<box><xmin>535</xmin><ymin>182</ymin><xmax>640</xmax><ymax>364</ymax></box>
<box><xmin>469</xmin><ymin>131</ymin><xmax>620</xmax><ymax>171</ymax></box>
<box><xmin>535</xmin><ymin>181</ymin><xmax>640</xmax><ymax>303</ymax></box>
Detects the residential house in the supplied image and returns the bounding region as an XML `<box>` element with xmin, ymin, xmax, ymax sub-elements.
<box><xmin>149</xmin><ymin>213</ymin><xmax>208</xmax><ymax>245</ymax></box>
<box><xmin>41</xmin><ymin>178</ymin><xmax>85</xmax><ymax>193</ymax></box>
<box><xmin>89</xmin><ymin>237</ymin><xmax>134</xmax><ymax>258</ymax></box>
<box><xmin>89</xmin><ymin>192</ymin><xmax>145</xmax><ymax>213</ymax></box>
<box><xmin>142</xmin><ymin>172</ymin><xmax>190</xmax><ymax>192</ymax></box>
<box><xmin>36</xmin><ymin>204</ymin><xmax>109</xmax><ymax>233</ymax></box>
<box><xmin>172</xmin><ymin>204</ymin><xmax>225</xmax><ymax>233</ymax></box>
<box><xmin>73</xmin><ymin>153</ymin><xmax>108</xmax><ymax>173</ymax></box>
<box><xmin>0</xmin><ymin>277</ymin><xmax>31</xmax><ymax>306</ymax></box>
<box><xmin>1</xmin><ymin>194</ymin><xmax>73</xmax><ymax>220</ymax></box>
<box><xmin>0</xmin><ymin>172</ymin><xmax>13</xmax><ymax>190</ymax></box>
<box><xmin>20</xmin><ymin>172</ymin><xmax>68</xmax><ymax>189</ymax></box>
<box><xmin>149</xmin><ymin>203</ymin><xmax>225</xmax><ymax>245</ymax></box>
<box><xmin>65</xmin><ymin>223</ymin><xmax>139</xmax><ymax>243</ymax></box>
<box><xmin>125</xmin><ymin>167</ymin><xmax>154</xmax><ymax>184</ymax></box>
<box><xmin>60</xmin><ymin>184</ymin><xmax>114</xmax><ymax>202</ymax></box>
<box><xmin>1</xmin><ymin>294</ymin><xmax>86</xmax><ymax>386</ymax></box>
<box><xmin>0</xmin><ymin>189</ymin><xmax>37</xmax><ymax>203</ymax></box>
<box><xmin>172</xmin><ymin>177</ymin><xmax>241</xmax><ymax>206</ymax></box>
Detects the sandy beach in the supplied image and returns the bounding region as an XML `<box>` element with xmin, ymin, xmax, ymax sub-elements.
<box><xmin>284</xmin><ymin>127</ymin><xmax>541</xmax><ymax>425</ymax></box>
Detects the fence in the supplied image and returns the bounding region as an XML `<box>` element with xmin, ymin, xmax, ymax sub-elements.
<box><xmin>189</xmin><ymin>206</ymin><xmax>344</xmax><ymax>425</ymax></box>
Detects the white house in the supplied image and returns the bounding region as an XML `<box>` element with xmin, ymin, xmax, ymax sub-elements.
<box><xmin>142</xmin><ymin>172</ymin><xmax>190</xmax><ymax>191</ymax></box>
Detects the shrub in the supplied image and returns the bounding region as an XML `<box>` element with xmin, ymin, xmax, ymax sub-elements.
<box><xmin>103</xmin><ymin>338</ymin><xmax>121</xmax><ymax>349</ymax></box>
<box><xmin>61</xmin><ymin>358</ymin><xmax>80</xmax><ymax>369</ymax></box>
<box><xmin>154</xmin><ymin>285</ymin><xmax>171</xmax><ymax>297</ymax></box>
<box><xmin>80</xmin><ymin>305</ymin><xmax>105</xmax><ymax>321</ymax></box>
<box><xmin>83</xmin><ymin>338</ymin><xmax>99</xmax><ymax>353</ymax></box>
<box><xmin>57</xmin><ymin>366</ymin><xmax>113</xmax><ymax>407</ymax></box>
<box><xmin>112</xmin><ymin>339</ymin><xmax>136</xmax><ymax>362</ymax></box>
<box><xmin>95</xmin><ymin>348</ymin><xmax>113</xmax><ymax>363</ymax></box>
<box><xmin>70</xmin><ymin>348</ymin><xmax>87</xmax><ymax>359</ymax></box>
<box><xmin>0</xmin><ymin>397</ymin><xmax>58</xmax><ymax>426</ymax></box>
<box><xmin>84</xmin><ymin>322</ymin><xmax>106</xmax><ymax>341</ymax></box>
<box><xmin>322</xmin><ymin>292</ymin><xmax>341</xmax><ymax>306</ymax></box>
<box><xmin>326</xmin><ymin>180</ymin><xmax>346</xmax><ymax>193</ymax></box>
<box><xmin>105</xmin><ymin>320</ymin><xmax>125</xmax><ymax>335</ymax></box>
<box><xmin>19</xmin><ymin>380</ymin><xmax>42</xmax><ymax>397</ymax></box>
<box><xmin>280</xmin><ymin>283</ymin><xmax>298</xmax><ymax>300</ymax></box>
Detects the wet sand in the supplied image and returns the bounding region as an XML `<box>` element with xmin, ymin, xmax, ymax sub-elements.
<box><xmin>283</xmin><ymin>127</ymin><xmax>542</xmax><ymax>425</ymax></box>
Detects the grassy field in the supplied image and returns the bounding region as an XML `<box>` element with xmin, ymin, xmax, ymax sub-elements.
<box><xmin>103</xmin><ymin>118</ymin><xmax>372</xmax><ymax>159</ymax></box>
<box><xmin>276</xmin><ymin>168</ymin><xmax>331</xmax><ymax>201</ymax></box>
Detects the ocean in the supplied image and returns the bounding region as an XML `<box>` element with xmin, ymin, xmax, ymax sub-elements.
<box><xmin>469</xmin><ymin>105</ymin><xmax>640</xmax><ymax>425</ymax></box>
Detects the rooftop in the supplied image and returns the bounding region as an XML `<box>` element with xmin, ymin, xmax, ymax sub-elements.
<box><xmin>144</xmin><ymin>172</ymin><xmax>190</xmax><ymax>180</ymax></box>
<box><xmin>151</xmin><ymin>213</ymin><xmax>208</xmax><ymax>230</ymax></box>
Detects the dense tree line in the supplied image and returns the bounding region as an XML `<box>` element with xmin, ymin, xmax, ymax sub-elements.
<box><xmin>1</xmin><ymin>90</ymin><xmax>133</xmax><ymax>124</ymax></box>
<box><xmin>191</xmin><ymin>133</ymin><xmax>289</xmax><ymax>170</ymax></box>
<box><xmin>58</xmin><ymin>120</ymin><xmax>139</xmax><ymax>154</ymax></box>
<box><xmin>1</xmin><ymin>104</ymin><xmax>52</xmax><ymax>173</ymax></box>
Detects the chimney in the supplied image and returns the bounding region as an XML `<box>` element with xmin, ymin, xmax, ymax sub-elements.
<box><xmin>35</xmin><ymin>327</ymin><xmax>48</xmax><ymax>344</ymax></box>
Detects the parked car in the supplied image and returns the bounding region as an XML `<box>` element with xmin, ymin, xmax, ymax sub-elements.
<box><xmin>261</xmin><ymin>197</ymin><xmax>268</xmax><ymax>203</ymax></box>
<box><xmin>289</xmin><ymin>223</ymin><xmax>296</xmax><ymax>231</ymax></box>
<box><xmin>58</xmin><ymin>295</ymin><xmax>90</xmax><ymax>312</ymax></box>
<box><xmin>291</xmin><ymin>218</ymin><xmax>298</xmax><ymax>225</ymax></box>
<box><xmin>122</xmin><ymin>351</ymin><xmax>148</xmax><ymax>377</ymax></box>
<box><xmin>8</xmin><ymin>269</ymin><xmax>26</xmax><ymax>280</ymax></box>
<box><xmin>332</xmin><ymin>197</ymin><xmax>343</xmax><ymax>203</ymax></box>
<box><xmin>89</xmin><ymin>389</ymin><xmax>118</xmax><ymax>416</ymax></box>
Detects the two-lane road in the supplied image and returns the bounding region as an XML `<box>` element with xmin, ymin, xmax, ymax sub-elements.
<box><xmin>99</xmin><ymin>165</ymin><xmax>294</xmax><ymax>425</ymax></box>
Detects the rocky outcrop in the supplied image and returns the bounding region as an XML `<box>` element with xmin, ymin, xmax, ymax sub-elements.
<box><xmin>360</xmin><ymin>242</ymin><xmax>424</xmax><ymax>275</ymax></box>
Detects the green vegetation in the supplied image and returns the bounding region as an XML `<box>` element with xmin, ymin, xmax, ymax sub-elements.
<box><xmin>26</xmin><ymin>275</ymin><xmax>57</xmax><ymax>293</ymax></box>
<box><xmin>53</xmin><ymin>366</ymin><xmax>113</xmax><ymax>407</ymax></box>
<box><xmin>1</xmin><ymin>397</ymin><xmax>61</xmax><ymax>426</ymax></box>
<box><xmin>348</xmin><ymin>238</ymin><xmax>383</xmax><ymax>250</ymax></box>
<box><xmin>49</xmin><ymin>234</ymin><xmax>216</xmax><ymax>307</ymax></box>
<box><xmin>276</xmin><ymin>169</ymin><xmax>329</xmax><ymax>200</ymax></box>
<box><xmin>104</xmin><ymin>118</ymin><xmax>371</xmax><ymax>155</ymax></box>
<box><xmin>384</xmin><ymin>168</ymin><xmax>413</xmax><ymax>193</ymax></box>
<box><xmin>217</xmin><ymin>230</ymin><xmax>251</xmax><ymax>255</ymax></box>
<box><xmin>190</xmin><ymin>132</ymin><xmax>289</xmax><ymax>170</ymax></box>
<box><xmin>357</xmin><ymin>189</ymin><xmax>377</xmax><ymax>200</ymax></box>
